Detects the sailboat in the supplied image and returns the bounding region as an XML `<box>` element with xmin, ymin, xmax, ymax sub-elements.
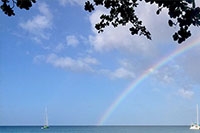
<box><xmin>41</xmin><ymin>107</ymin><xmax>49</xmax><ymax>129</ymax></box>
<box><xmin>190</xmin><ymin>104</ymin><xmax>200</xmax><ymax>130</ymax></box>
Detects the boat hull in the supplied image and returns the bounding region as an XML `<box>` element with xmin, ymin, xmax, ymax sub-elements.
<box><xmin>41</xmin><ymin>125</ymin><xmax>49</xmax><ymax>129</ymax></box>
<box><xmin>190</xmin><ymin>125</ymin><xmax>200</xmax><ymax>130</ymax></box>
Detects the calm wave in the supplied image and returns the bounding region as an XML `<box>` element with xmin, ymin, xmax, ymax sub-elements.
<box><xmin>0</xmin><ymin>126</ymin><xmax>199</xmax><ymax>133</ymax></box>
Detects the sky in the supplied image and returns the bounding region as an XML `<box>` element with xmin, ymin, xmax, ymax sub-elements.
<box><xmin>0</xmin><ymin>0</ymin><xmax>200</xmax><ymax>126</ymax></box>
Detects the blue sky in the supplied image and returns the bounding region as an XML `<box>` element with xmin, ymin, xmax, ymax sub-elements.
<box><xmin>0</xmin><ymin>0</ymin><xmax>200</xmax><ymax>125</ymax></box>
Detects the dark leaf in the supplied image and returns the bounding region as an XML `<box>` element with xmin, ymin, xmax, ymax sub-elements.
<box><xmin>85</xmin><ymin>1</ymin><xmax>94</xmax><ymax>12</ymax></box>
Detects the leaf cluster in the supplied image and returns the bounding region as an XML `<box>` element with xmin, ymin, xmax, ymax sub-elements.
<box><xmin>85</xmin><ymin>0</ymin><xmax>200</xmax><ymax>43</ymax></box>
<box><xmin>150</xmin><ymin>0</ymin><xmax>200</xmax><ymax>43</ymax></box>
<box><xmin>1</xmin><ymin>0</ymin><xmax>36</xmax><ymax>16</ymax></box>
<box><xmin>85</xmin><ymin>0</ymin><xmax>151</xmax><ymax>40</ymax></box>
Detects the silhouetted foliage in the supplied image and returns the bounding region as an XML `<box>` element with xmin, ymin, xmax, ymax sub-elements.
<box><xmin>0</xmin><ymin>0</ymin><xmax>36</xmax><ymax>16</ymax></box>
<box><xmin>1</xmin><ymin>0</ymin><xmax>199</xmax><ymax>44</ymax></box>
<box><xmin>85</xmin><ymin>0</ymin><xmax>200</xmax><ymax>43</ymax></box>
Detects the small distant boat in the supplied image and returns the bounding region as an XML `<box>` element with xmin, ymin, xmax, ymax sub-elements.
<box><xmin>41</xmin><ymin>107</ymin><xmax>49</xmax><ymax>129</ymax></box>
<box><xmin>190</xmin><ymin>104</ymin><xmax>200</xmax><ymax>130</ymax></box>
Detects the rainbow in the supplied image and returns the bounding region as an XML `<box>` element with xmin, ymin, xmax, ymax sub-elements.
<box><xmin>98</xmin><ymin>37</ymin><xmax>200</xmax><ymax>125</ymax></box>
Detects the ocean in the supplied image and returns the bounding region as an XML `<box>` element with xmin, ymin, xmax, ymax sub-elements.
<box><xmin>0</xmin><ymin>126</ymin><xmax>199</xmax><ymax>133</ymax></box>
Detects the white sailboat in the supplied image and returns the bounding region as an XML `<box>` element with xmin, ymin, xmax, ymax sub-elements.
<box><xmin>41</xmin><ymin>107</ymin><xmax>49</xmax><ymax>129</ymax></box>
<box><xmin>190</xmin><ymin>104</ymin><xmax>200</xmax><ymax>130</ymax></box>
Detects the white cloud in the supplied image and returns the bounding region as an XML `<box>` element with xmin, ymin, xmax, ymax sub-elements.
<box><xmin>88</xmin><ymin>2</ymin><xmax>174</xmax><ymax>54</ymax></box>
<box><xmin>136</xmin><ymin>1</ymin><xmax>174</xmax><ymax>41</ymax></box>
<box><xmin>38</xmin><ymin>3</ymin><xmax>52</xmax><ymax>17</ymax></box>
<box><xmin>96</xmin><ymin>58</ymin><xmax>136</xmax><ymax>80</ymax></box>
<box><xmin>119</xmin><ymin>59</ymin><xmax>136</xmax><ymax>70</ymax></box>
<box><xmin>162</xmin><ymin>75</ymin><xmax>174</xmax><ymax>83</ymax></box>
<box><xmin>55</xmin><ymin>43</ymin><xmax>65</xmax><ymax>52</ymax></box>
<box><xmin>89</xmin><ymin>9</ymin><xmax>149</xmax><ymax>53</ymax></box>
<box><xmin>153</xmin><ymin>70</ymin><xmax>174</xmax><ymax>84</ymax></box>
<box><xmin>82</xmin><ymin>57</ymin><xmax>99</xmax><ymax>65</ymax></box>
<box><xmin>98</xmin><ymin>67</ymin><xmax>135</xmax><ymax>80</ymax></box>
<box><xmin>20</xmin><ymin>3</ymin><xmax>52</xmax><ymax>40</ymax></box>
<box><xmin>178</xmin><ymin>89</ymin><xmax>194</xmax><ymax>99</ymax></box>
<box><xmin>55</xmin><ymin>35</ymin><xmax>83</xmax><ymax>52</ymax></box>
<box><xmin>152</xmin><ymin>63</ymin><xmax>181</xmax><ymax>84</ymax></box>
<box><xmin>80</xmin><ymin>35</ymin><xmax>89</xmax><ymax>45</ymax></box>
<box><xmin>58</xmin><ymin>0</ymin><xmax>86</xmax><ymax>6</ymax></box>
<box><xmin>66</xmin><ymin>35</ymin><xmax>79</xmax><ymax>47</ymax></box>
<box><xmin>111</xmin><ymin>67</ymin><xmax>135</xmax><ymax>79</ymax></box>
<box><xmin>98</xmin><ymin>58</ymin><xmax>150</xmax><ymax>80</ymax></box>
<box><xmin>85</xmin><ymin>0</ymin><xmax>200</xmax><ymax>84</ymax></box>
<box><xmin>33</xmin><ymin>55</ymin><xmax>45</xmax><ymax>64</ymax></box>
<box><xmin>46</xmin><ymin>54</ymin><xmax>98</xmax><ymax>72</ymax></box>
<box><xmin>36</xmin><ymin>53</ymin><xmax>135</xmax><ymax>80</ymax></box>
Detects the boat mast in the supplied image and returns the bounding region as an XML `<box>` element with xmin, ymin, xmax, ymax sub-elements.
<box><xmin>45</xmin><ymin>107</ymin><xmax>48</xmax><ymax>126</ymax></box>
<box><xmin>197</xmin><ymin>104</ymin><xmax>199</xmax><ymax>126</ymax></box>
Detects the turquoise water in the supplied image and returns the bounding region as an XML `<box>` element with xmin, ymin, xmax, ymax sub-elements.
<box><xmin>0</xmin><ymin>126</ymin><xmax>199</xmax><ymax>133</ymax></box>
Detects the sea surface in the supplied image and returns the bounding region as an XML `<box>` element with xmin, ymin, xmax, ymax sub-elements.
<box><xmin>0</xmin><ymin>126</ymin><xmax>200</xmax><ymax>133</ymax></box>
